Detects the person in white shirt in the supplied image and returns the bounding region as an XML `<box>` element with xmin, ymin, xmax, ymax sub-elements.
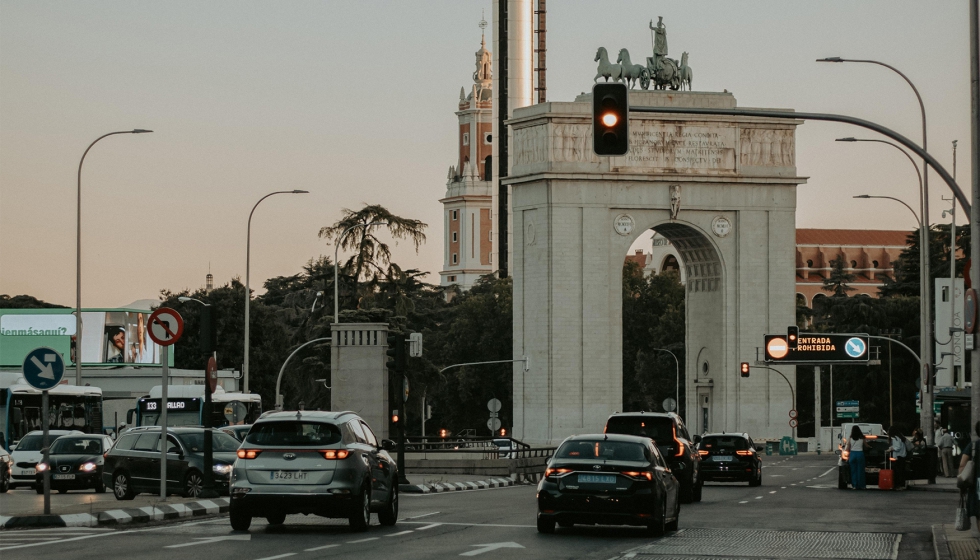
<box><xmin>843</xmin><ymin>426</ymin><xmax>868</xmax><ymax>490</ymax></box>
<box><xmin>938</xmin><ymin>429</ymin><xmax>956</xmax><ymax>478</ymax></box>
<box><xmin>887</xmin><ymin>426</ymin><xmax>908</xmax><ymax>489</ymax></box>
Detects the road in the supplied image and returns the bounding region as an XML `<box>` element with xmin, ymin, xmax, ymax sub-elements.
<box><xmin>0</xmin><ymin>454</ymin><xmax>950</xmax><ymax>559</ymax></box>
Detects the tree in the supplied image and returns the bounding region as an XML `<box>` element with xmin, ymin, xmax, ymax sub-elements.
<box><xmin>879</xmin><ymin>224</ymin><xmax>971</xmax><ymax>298</ymax></box>
<box><xmin>822</xmin><ymin>256</ymin><xmax>856</xmax><ymax>297</ymax></box>
<box><xmin>0</xmin><ymin>294</ymin><xmax>67</xmax><ymax>308</ymax></box>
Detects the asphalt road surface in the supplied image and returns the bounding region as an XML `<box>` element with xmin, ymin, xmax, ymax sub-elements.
<box><xmin>0</xmin><ymin>454</ymin><xmax>950</xmax><ymax>560</ymax></box>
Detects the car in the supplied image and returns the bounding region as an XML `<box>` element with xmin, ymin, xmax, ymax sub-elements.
<box><xmin>102</xmin><ymin>426</ymin><xmax>241</xmax><ymax>500</ymax></box>
<box><xmin>9</xmin><ymin>430</ymin><xmax>81</xmax><ymax>489</ymax></box>
<box><xmin>0</xmin><ymin>446</ymin><xmax>11</xmax><ymax>493</ymax></box>
<box><xmin>221</xmin><ymin>425</ymin><xmax>252</xmax><ymax>442</ymax></box>
<box><xmin>838</xmin><ymin>434</ymin><xmax>892</xmax><ymax>489</ymax></box>
<box><xmin>34</xmin><ymin>434</ymin><xmax>115</xmax><ymax>494</ymax></box>
<box><xmin>604</xmin><ymin>412</ymin><xmax>703</xmax><ymax>503</ymax></box>
<box><xmin>696</xmin><ymin>433</ymin><xmax>762</xmax><ymax>486</ymax></box>
<box><xmin>536</xmin><ymin>433</ymin><xmax>680</xmax><ymax>535</ymax></box>
<box><xmin>493</xmin><ymin>438</ymin><xmax>515</xmax><ymax>459</ymax></box>
<box><xmin>228</xmin><ymin>410</ymin><xmax>398</xmax><ymax>532</ymax></box>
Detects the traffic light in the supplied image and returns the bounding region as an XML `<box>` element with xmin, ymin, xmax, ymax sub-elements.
<box><xmin>386</xmin><ymin>333</ymin><xmax>405</xmax><ymax>373</ymax></box>
<box><xmin>592</xmin><ymin>83</ymin><xmax>629</xmax><ymax>156</ymax></box>
<box><xmin>426</xmin><ymin>404</ymin><xmax>433</xmax><ymax>420</ymax></box>
<box><xmin>439</xmin><ymin>429</ymin><xmax>448</xmax><ymax>438</ymax></box>
<box><xmin>200</xmin><ymin>305</ymin><xmax>217</xmax><ymax>354</ymax></box>
<box><xmin>740</xmin><ymin>362</ymin><xmax>750</xmax><ymax>377</ymax></box>
<box><xmin>391</xmin><ymin>409</ymin><xmax>399</xmax><ymax>423</ymax></box>
<box><xmin>500</xmin><ymin>428</ymin><xmax>507</xmax><ymax>437</ymax></box>
<box><xmin>787</xmin><ymin>326</ymin><xmax>799</xmax><ymax>350</ymax></box>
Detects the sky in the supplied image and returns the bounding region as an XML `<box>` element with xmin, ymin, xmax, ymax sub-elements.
<box><xmin>0</xmin><ymin>1</ymin><xmax>974</xmax><ymax>307</ymax></box>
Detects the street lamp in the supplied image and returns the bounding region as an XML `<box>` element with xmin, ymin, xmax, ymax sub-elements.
<box><xmin>75</xmin><ymin>129</ymin><xmax>152</xmax><ymax>386</ymax></box>
<box><xmin>175</xmin><ymin>296</ymin><xmax>218</xmax><ymax>498</ymax></box>
<box><xmin>652</xmin><ymin>348</ymin><xmax>680</xmax><ymax>413</ymax></box>
<box><xmin>244</xmin><ymin>190</ymin><xmax>309</xmax><ymax>393</ymax></box>
<box><xmin>333</xmin><ymin>222</ymin><xmax>388</xmax><ymax>324</ymax></box>
<box><xmin>820</xmin><ymin>56</ymin><xmax>935</xmax><ymax>443</ymax></box>
<box><xmin>311</xmin><ymin>291</ymin><xmax>324</xmax><ymax>313</ymax></box>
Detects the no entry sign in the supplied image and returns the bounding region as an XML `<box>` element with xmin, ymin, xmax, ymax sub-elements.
<box><xmin>147</xmin><ymin>308</ymin><xmax>184</xmax><ymax>347</ymax></box>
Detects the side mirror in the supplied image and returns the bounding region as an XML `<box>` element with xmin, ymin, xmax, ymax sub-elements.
<box><xmin>381</xmin><ymin>439</ymin><xmax>395</xmax><ymax>451</ymax></box>
<box><xmin>126</xmin><ymin>409</ymin><xmax>135</xmax><ymax>425</ymax></box>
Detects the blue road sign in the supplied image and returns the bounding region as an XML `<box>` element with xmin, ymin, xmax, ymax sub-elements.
<box><xmin>836</xmin><ymin>400</ymin><xmax>860</xmax><ymax>407</ymax></box>
<box><xmin>22</xmin><ymin>347</ymin><xmax>65</xmax><ymax>390</ymax></box>
<box><xmin>844</xmin><ymin>337</ymin><xmax>867</xmax><ymax>359</ymax></box>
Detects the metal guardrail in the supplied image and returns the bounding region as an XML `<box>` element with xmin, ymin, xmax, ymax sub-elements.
<box><xmin>401</xmin><ymin>436</ymin><xmax>555</xmax><ymax>460</ymax></box>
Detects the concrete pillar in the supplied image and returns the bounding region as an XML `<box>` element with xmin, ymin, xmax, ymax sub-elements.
<box><xmin>331</xmin><ymin>323</ymin><xmax>389</xmax><ymax>439</ymax></box>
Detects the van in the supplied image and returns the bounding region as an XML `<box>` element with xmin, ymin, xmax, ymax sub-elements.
<box><xmin>836</xmin><ymin>423</ymin><xmax>885</xmax><ymax>453</ymax></box>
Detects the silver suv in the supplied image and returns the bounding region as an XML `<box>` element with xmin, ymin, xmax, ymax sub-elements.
<box><xmin>228</xmin><ymin>410</ymin><xmax>398</xmax><ymax>532</ymax></box>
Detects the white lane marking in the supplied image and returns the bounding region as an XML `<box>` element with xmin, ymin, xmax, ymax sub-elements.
<box><xmin>460</xmin><ymin>542</ymin><xmax>525</xmax><ymax>556</ymax></box>
<box><xmin>0</xmin><ymin>537</ymin><xmax>64</xmax><ymax>541</ymax></box>
<box><xmin>402</xmin><ymin>511</ymin><xmax>440</xmax><ymax>520</ymax></box>
<box><xmin>818</xmin><ymin>467</ymin><xmax>836</xmax><ymax>478</ymax></box>
<box><xmin>253</xmin><ymin>554</ymin><xmax>295</xmax><ymax>560</ymax></box>
<box><xmin>385</xmin><ymin>530</ymin><xmax>414</xmax><ymax>537</ymax></box>
<box><xmin>415</xmin><ymin>523</ymin><xmax>443</xmax><ymax>531</ymax></box>
<box><xmin>166</xmin><ymin>535</ymin><xmax>251</xmax><ymax>548</ymax></box>
<box><xmin>781</xmin><ymin>486</ymin><xmax>787</xmax><ymax>489</ymax></box>
<box><xmin>347</xmin><ymin>537</ymin><xmax>379</xmax><ymax>544</ymax></box>
<box><xmin>401</xmin><ymin>521</ymin><xmax>535</xmax><ymax>528</ymax></box>
<box><xmin>769</xmin><ymin>491</ymin><xmax>777</xmax><ymax>494</ymax></box>
<box><xmin>754</xmin><ymin>496</ymin><xmax>763</xmax><ymax>499</ymax></box>
<box><xmin>304</xmin><ymin>544</ymin><xmax>339</xmax><ymax>552</ymax></box>
<box><xmin>0</xmin><ymin>518</ymin><xmax>222</xmax><ymax>552</ymax></box>
<box><xmin>738</xmin><ymin>500</ymin><xmax>748</xmax><ymax>504</ymax></box>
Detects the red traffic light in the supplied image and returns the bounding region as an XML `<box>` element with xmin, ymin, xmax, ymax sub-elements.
<box><xmin>740</xmin><ymin>362</ymin><xmax>750</xmax><ymax>377</ymax></box>
<box><xmin>592</xmin><ymin>83</ymin><xmax>629</xmax><ymax>156</ymax></box>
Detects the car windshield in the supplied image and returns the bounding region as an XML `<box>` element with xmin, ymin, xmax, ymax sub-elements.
<box><xmin>178</xmin><ymin>432</ymin><xmax>242</xmax><ymax>453</ymax></box>
<box><xmin>14</xmin><ymin>434</ymin><xmax>45</xmax><ymax>451</ymax></box>
<box><xmin>700</xmin><ymin>436</ymin><xmax>749</xmax><ymax>451</ymax></box>
<box><xmin>243</xmin><ymin>421</ymin><xmax>342</xmax><ymax>447</ymax></box>
<box><xmin>556</xmin><ymin>440</ymin><xmax>647</xmax><ymax>462</ymax></box>
<box><xmin>605</xmin><ymin>416</ymin><xmax>674</xmax><ymax>442</ymax></box>
<box><xmin>51</xmin><ymin>437</ymin><xmax>103</xmax><ymax>455</ymax></box>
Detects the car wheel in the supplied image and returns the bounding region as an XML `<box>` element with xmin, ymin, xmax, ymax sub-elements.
<box><xmin>692</xmin><ymin>474</ymin><xmax>703</xmax><ymax>502</ymax></box>
<box><xmin>378</xmin><ymin>483</ymin><xmax>398</xmax><ymax>526</ymax></box>
<box><xmin>647</xmin><ymin>499</ymin><xmax>667</xmax><ymax>537</ymax></box>
<box><xmin>113</xmin><ymin>471</ymin><xmax>136</xmax><ymax>500</ymax></box>
<box><xmin>0</xmin><ymin>469</ymin><xmax>9</xmax><ymax>493</ymax></box>
<box><xmin>749</xmin><ymin>468</ymin><xmax>762</xmax><ymax>487</ymax></box>
<box><xmin>183</xmin><ymin>470</ymin><xmax>204</xmax><ymax>498</ymax></box>
<box><xmin>665</xmin><ymin>500</ymin><xmax>680</xmax><ymax>532</ymax></box>
<box><xmin>266</xmin><ymin>513</ymin><xmax>286</xmax><ymax>526</ymax></box>
<box><xmin>536</xmin><ymin>514</ymin><xmax>555</xmax><ymax>534</ymax></box>
<box><xmin>230</xmin><ymin>504</ymin><xmax>252</xmax><ymax>531</ymax></box>
<box><xmin>348</xmin><ymin>485</ymin><xmax>371</xmax><ymax>532</ymax></box>
<box><xmin>679</xmin><ymin>475</ymin><xmax>694</xmax><ymax>504</ymax></box>
<box><xmin>36</xmin><ymin>484</ymin><xmax>44</xmax><ymax>495</ymax></box>
<box><xmin>95</xmin><ymin>479</ymin><xmax>107</xmax><ymax>493</ymax></box>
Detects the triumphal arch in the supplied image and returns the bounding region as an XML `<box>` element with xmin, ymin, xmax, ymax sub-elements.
<box><xmin>507</xmin><ymin>90</ymin><xmax>805</xmax><ymax>444</ymax></box>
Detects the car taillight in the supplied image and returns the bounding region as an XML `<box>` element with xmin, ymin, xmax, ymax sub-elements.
<box><xmin>544</xmin><ymin>467</ymin><xmax>573</xmax><ymax>479</ymax></box>
<box><xmin>237</xmin><ymin>449</ymin><xmax>261</xmax><ymax>459</ymax></box>
<box><xmin>736</xmin><ymin>450</ymin><xmax>754</xmax><ymax>456</ymax></box>
<box><xmin>673</xmin><ymin>425</ymin><xmax>684</xmax><ymax>457</ymax></box>
<box><xmin>322</xmin><ymin>450</ymin><xmax>350</xmax><ymax>460</ymax></box>
<box><xmin>698</xmin><ymin>450</ymin><xmax>709</xmax><ymax>456</ymax></box>
<box><xmin>621</xmin><ymin>471</ymin><xmax>653</xmax><ymax>481</ymax></box>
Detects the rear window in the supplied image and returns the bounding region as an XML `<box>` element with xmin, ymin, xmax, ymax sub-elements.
<box><xmin>605</xmin><ymin>416</ymin><xmax>674</xmax><ymax>442</ymax></box>
<box><xmin>244</xmin><ymin>421</ymin><xmax>342</xmax><ymax>447</ymax></box>
<box><xmin>51</xmin><ymin>437</ymin><xmax>103</xmax><ymax>455</ymax></box>
<box><xmin>556</xmin><ymin>440</ymin><xmax>648</xmax><ymax>462</ymax></box>
<box><xmin>14</xmin><ymin>434</ymin><xmax>44</xmax><ymax>451</ymax></box>
<box><xmin>179</xmin><ymin>432</ymin><xmax>242</xmax><ymax>453</ymax></box>
<box><xmin>700</xmin><ymin>436</ymin><xmax>749</xmax><ymax>451</ymax></box>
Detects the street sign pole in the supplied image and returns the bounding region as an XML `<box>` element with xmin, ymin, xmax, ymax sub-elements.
<box><xmin>199</xmin><ymin>354</ymin><xmax>218</xmax><ymax>498</ymax></box>
<box><xmin>21</xmin><ymin>347</ymin><xmax>66</xmax><ymax>517</ymax></box>
<box><xmin>160</xmin><ymin>344</ymin><xmax>168</xmax><ymax>500</ymax></box>
<box><xmin>146</xmin><ymin>307</ymin><xmax>184</xmax><ymax>502</ymax></box>
<box><xmin>42</xmin><ymin>388</ymin><xmax>50</xmax><ymax>514</ymax></box>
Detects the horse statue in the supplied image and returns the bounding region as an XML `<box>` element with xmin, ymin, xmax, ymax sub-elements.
<box><xmin>679</xmin><ymin>52</ymin><xmax>693</xmax><ymax>91</ymax></box>
<box><xmin>594</xmin><ymin>47</ymin><xmax>625</xmax><ymax>83</ymax></box>
<box><xmin>616</xmin><ymin>49</ymin><xmax>646</xmax><ymax>89</ymax></box>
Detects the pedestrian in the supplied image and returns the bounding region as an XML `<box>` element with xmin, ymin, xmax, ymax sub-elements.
<box><xmin>910</xmin><ymin>429</ymin><xmax>926</xmax><ymax>455</ymax></box>
<box><xmin>936</xmin><ymin>419</ymin><xmax>945</xmax><ymax>444</ymax></box>
<box><xmin>844</xmin><ymin>425</ymin><xmax>867</xmax><ymax>490</ymax></box>
<box><xmin>887</xmin><ymin>425</ymin><xmax>909</xmax><ymax>489</ymax></box>
<box><xmin>939</xmin><ymin>428</ymin><xmax>957</xmax><ymax>478</ymax></box>
<box><xmin>958</xmin><ymin>422</ymin><xmax>980</xmax><ymax>532</ymax></box>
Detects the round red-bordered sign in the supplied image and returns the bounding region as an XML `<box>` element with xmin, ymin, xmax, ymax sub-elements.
<box><xmin>206</xmin><ymin>356</ymin><xmax>218</xmax><ymax>393</ymax></box>
<box><xmin>147</xmin><ymin>307</ymin><xmax>184</xmax><ymax>347</ymax></box>
<box><xmin>789</xmin><ymin>418</ymin><xmax>798</xmax><ymax>428</ymax></box>
<box><xmin>789</xmin><ymin>409</ymin><xmax>798</xmax><ymax>419</ymax></box>
<box><xmin>965</xmin><ymin>289</ymin><xmax>978</xmax><ymax>334</ymax></box>
<box><xmin>767</xmin><ymin>337</ymin><xmax>789</xmax><ymax>360</ymax></box>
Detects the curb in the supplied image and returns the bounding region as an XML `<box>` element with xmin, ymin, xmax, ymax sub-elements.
<box><xmin>0</xmin><ymin>498</ymin><xmax>229</xmax><ymax>530</ymax></box>
<box><xmin>908</xmin><ymin>484</ymin><xmax>958</xmax><ymax>494</ymax></box>
<box><xmin>399</xmin><ymin>477</ymin><xmax>519</xmax><ymax>494</ymax></box>
<box><xmin>933</xmin><ymin>524</ymin><xmax>953</xmax><ymax>560</ymax></box>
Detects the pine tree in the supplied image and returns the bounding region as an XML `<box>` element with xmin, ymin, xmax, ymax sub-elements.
<box><xmin>822</xmin><ymin>255</ymin><xmax>856</xmax><ymax>297</ymax></box>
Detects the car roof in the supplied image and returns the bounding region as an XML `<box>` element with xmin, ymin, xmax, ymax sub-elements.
<box><xmin>255</xmin><ymin>410</ymin><xmax>359</xmax><ymax>423</ymax></box>
<box><xmin>122</xmin><ymin>426</ymin><xmax>223</xmax><ymax>434</ymax></box>
<box><xmin>562</xmin><ymin>433</ymin><xmax>653</xmax><ymax>444</ymax></box>
<box><xmin>607</xmin><ymin>411</ymin><xmax>681</xmax><ymax>420</ymax></box>
<box><xmin>24</xmin><ymin>430</ymin><xmax>81</xmax><ymax>436</ymax></box>
<box><xmin>702</xmin><ymin>432</ymin><xmax>750</xmax><ymax>439</ymax></box>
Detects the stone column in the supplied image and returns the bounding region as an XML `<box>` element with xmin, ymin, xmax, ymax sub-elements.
<box><xmin>331</xmin><ymin>323</ymin><xmax>389</xmax><ymax>439</ymax></box>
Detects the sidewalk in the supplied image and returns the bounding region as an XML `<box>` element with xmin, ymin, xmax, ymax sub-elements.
<box><xmin>0</xmin><ymin>493</ymin><xmax>229</xmax><ymax>529</ymax></box>
<box><xmin>934</xmin><ymin>524</ymin><xmax>980</xmax><ymax>560</ymax></box>
<box><xmin>909</xmin><ymin>476</ymin><xmax>959</xmax><ymax>493</ymax></box>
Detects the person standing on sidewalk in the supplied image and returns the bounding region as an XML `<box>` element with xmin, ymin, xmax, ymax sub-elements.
<box><xmin>958</xmin><ymin>422</ymin><xmax>980</xmax><ymax>531</ymax></box>
<box><xmin>940</xmin><ymin>428</ymin><xmax>956</xmax><ymax>478</ymax></box>
<box><xmin>844</xmin><ymin>425</ymin><xmax>867</xmax><ymax>490</ymax></box>
<box><xmin>888</xmin><ymin>426</ymin><xmax>909</xmax><ymax>489</ymax></box>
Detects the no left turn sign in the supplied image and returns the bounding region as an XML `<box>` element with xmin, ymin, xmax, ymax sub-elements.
<box><xmin>147</xmin><ymin>307</ymin><xmax>184</xmax><ymax>347</ymax></box>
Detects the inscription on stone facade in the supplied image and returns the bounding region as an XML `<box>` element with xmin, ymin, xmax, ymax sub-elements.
<box><xmin>611</xmin><ymin>123</ymin><xmax>737</xmax><ymax>174</ymax></box>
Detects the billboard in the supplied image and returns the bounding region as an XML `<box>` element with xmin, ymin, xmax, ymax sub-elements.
<box><xmin>764</xmin><ymin>333</ymin><xmax>870</xmax><ymax>364</ymax></box>
<box><xmin>0</xmin><ymin>309</ymin><xmax>170</xmax><ymax>367</ymax></box>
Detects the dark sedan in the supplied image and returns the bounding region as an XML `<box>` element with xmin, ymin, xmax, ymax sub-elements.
<box><xmin>537</xmin><ymin>434</ymin><xmax>680</xmax><ymax>536</ymax></box>
<box><xmin>103</xmin><ymin>427</ymin><xmax>241</xmax><ymax>499</ymax></box>
<box><xmin>697</xmin><ymin>433</ymin><xmax>762</xmax><ymax>486</ymax></box>
<box><xmin>35</xmin><ymin>434</ymin><xmax>114</xmax><ymax>493</ymax></box>
<box><xmin>838</xmin><ymin>435</ymin><xmax>891</xmax><ymax>488</ymax></box>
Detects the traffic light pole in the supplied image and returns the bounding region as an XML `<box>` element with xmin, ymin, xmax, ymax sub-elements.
<box><xmin>397</xmin><ymin>376</ymin><xmax>408</xmax><ymax>485</ymax></box>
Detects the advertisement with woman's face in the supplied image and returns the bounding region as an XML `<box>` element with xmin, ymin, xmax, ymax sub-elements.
<box><xmin>92</xmin><ymin>311</ymin><xmax>161</xmax><ymax>365</ymax></box>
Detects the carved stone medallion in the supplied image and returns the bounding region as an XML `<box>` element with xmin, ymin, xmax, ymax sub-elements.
<box><xmin>614</xmin><ymin>214</ymin><xmax>635</xmax><ymax>236</ymax></box>
<box><xmin>711</xmin><ymin>216</ymin><xmax>732</xmax><ymax>238</ymax></box>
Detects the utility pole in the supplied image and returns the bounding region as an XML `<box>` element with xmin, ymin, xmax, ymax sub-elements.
<box><xmin>969</xmin><ymin>0</ymin><xmax>980</xmax><ymax>432</ymax></box>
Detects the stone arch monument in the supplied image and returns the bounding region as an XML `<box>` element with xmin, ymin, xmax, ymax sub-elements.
<box><xmin>507</xmin><ymin>90</ymin><xmax>806</xmax><ymax>444</ymax></box>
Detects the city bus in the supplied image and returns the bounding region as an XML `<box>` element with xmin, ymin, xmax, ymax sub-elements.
<box><xmin>129</xmin><ymin>385</ymin><xmax>262</xmax><ymax>428</ymax></box>
<box><xmin>0</xmin><ymin>372</ymin><xmax>104</xmax><ymax>451</ymax></box>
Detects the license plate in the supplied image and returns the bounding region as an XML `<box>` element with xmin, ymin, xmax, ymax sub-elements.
<box><xmin>24</xmin><ymin>469</ymin><xmax>36</xmax><ymax>476</ymax></box>
<box><xmin>270</xmin><ymin>471</ymin><xmax>308</xmax><ymax>481</ymax></box>
<box><xmin>577</xmin><ymin>474</ymin><xmax>616</xmax><ymax>484</ymax></box>
<box><xmin>713</xmin><ymin>456</ymin><xmax>733</xmax><ymax>462</ymax></box>
<box><xmin>53</xmin><ymin>474</ymin><xmax>75</xmax><ymax>480</ymax></box>
<box><xmin>866</xmin><ymin>467</ymin><xmax>880</xmax><ymax>473</ymax></box>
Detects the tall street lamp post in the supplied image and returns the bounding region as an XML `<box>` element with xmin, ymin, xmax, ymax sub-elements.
<box><xmin>75</xmin><ymin>130</ymin><xmax>152</xmax><ymax>386</ymax></box>
<box><xmin>333</xmin><ymin>222</ymin><xmax>388</xmax><ymax>324</ymax></box>
<box><xmin>819</xmin><ymin>57</ymin><xmax>935</xmax><ymax>443</ymax></box>
<box><xmin>244</xmin><ymin>190</ymin><xmax>308</xmax><ymax>393</ymax></box>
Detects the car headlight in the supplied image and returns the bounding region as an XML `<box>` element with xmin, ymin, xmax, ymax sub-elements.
<box><xmin>36</xmin><ymin>463</ymin><xmax>49</xmax><ymax>472</ymax></box>
<box><xmin>80</xmin><ymin>462</ymin><xmax>97</xmax><ymax>472</ymax></box>
<box><xmin>213</xmin><ymin>463</ymin><xmax>232</xmax><ymax>475</ymax></box>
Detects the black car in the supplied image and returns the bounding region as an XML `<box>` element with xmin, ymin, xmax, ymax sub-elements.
<box><xmin>537</xmin><ymin>434</ymin><xmax>680</xmax><ymax>535</ymax></box>
<box><xmin>220</xmin><ymin>425</ymin><xmax>252</xmax><ymax>442</ymax></box>
<box><xmin>604</xmin><ymin>412</ymin><xmax>702</xmax><ymax>502</ymax></box>
<box><xmin>838</xmin><ymin>434</ymin><xmax>891</xmax><ymax>489</ymax></box>
<box><xmin>697</xmin><ymin>433</ymin><xmax>762</xmax><ymax>486</ymax></box>
<box><xmin>102</xmin><ymin>427</ymin><xmax>241</xmax><ymax>499</ymax></box>
<box><xmin>35</xmin><ymin>434</ymin><xmax>115</xmax><ymax>493</ymax></box>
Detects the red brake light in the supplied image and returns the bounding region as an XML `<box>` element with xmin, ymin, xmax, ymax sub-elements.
<box><xmin>698</xmin><ymin>449</ymin><xmax>709</xmax><ymax>456</ymax></box>
<box><xmin>237</xmin><ymin>449</ymin><xmax>261</xmax><ymax>459</ymax></box>
<box><xmin>621</xmin><ymin>471</ymin><xmax>653</xmax><ymax>481</ymax></box>
<box><xmin>322</xmin><ymin>450</ymin><xmax>350</xmax><ymax>460</ymax></box>
<box><xmin>736</xmin><ymin>450</ymin><xmax>754</xmax><ymax>456</ymax></box>
<box><xmin>545</xmin><ymin>467</ymin><xmax>573</xmax><ymax>478</ymax></box>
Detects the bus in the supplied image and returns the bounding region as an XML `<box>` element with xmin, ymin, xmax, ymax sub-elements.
<box><xmin>0</xmin><ymin>372</ymin><xmax>104</xmax><ymax>451</ymax></box>
<box><xmin>130</xmin><ymin>385</ymin><xmax>262</xmax><ymax>428</ymax></box>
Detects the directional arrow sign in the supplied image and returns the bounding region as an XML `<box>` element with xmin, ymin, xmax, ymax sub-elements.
<box><xmin>22</xmin><ymin>347</ymin><xmax>65</xmax><ymax>390</ymax></box>
<box><xmin>460</xmin><ymin>542</ymin><xmax>525</xmax><ymax>556</ymax></box>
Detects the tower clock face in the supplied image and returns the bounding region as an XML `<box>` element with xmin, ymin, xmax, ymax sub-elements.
<box><xmin>711</xmin><ymin>217</ymin><xmax>732</xmax><ymax>238</ymax></box>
